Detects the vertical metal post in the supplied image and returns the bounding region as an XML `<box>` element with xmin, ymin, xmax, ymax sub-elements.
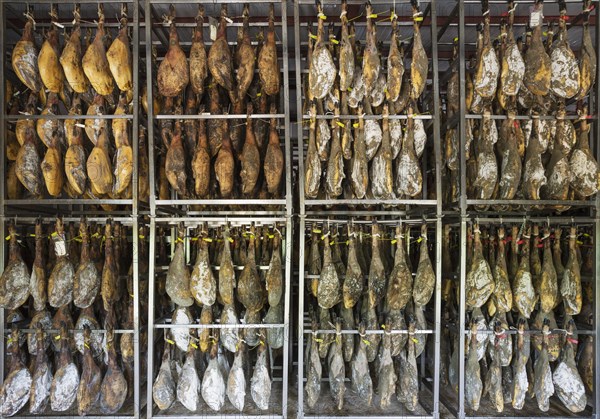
<box><xmin>146</xmin><ymin>0</ymin><xmax>156</xmax><ymax>219</ymax></box>
<box><xmin>281</xmin><ymin>1</ymin><xmax>292</xmax><ymax>413</ymax></box>
<box><xmin>145</xmin><ymin>1</ymin><xmax>155</xmax><ymax>417</ymax></box>
<box><xmin>131</xmin><ymin>1</ymin><xmax>140</xmax><ymax>416</ymax></box>
<box><xmin>0</xmin><ymin>0</ymin><xmax>5</xmax><ymax>386</ymax></box>
<box><xmin>458</xmin><ymin>0</ymin><xmax>467</xmax><ymax>418</ymax></box>
<box><xmin>294</xmin><ymin>0</ymin><xmax>305</xmax><ymax>209</ymax></box>
<box><xmin>297</xmin><ymin>216</ymin><xmax>306</xmax><ymax>419</ymax></box>
<box><xmin>430</xmin><ymin>0</ymin><xmax>442</xmax><ymax>416</ymax></box>
<box><xmin>147</xmin><ymin>218</ymin><xmax>156</xmax><ymax>419</ymax></box>
<box><xmin>594</xmin><ymin>4</ymin><xmax>600</xmax><ymax>416</ymax></box>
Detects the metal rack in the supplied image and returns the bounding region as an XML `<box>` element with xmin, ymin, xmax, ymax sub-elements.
<box><xmin>0</xmin><ymin>0</ymin><xmax>143</xmax><ymax>416</ymax></box>
<box><xmin>142</xmin><ymin>1</ymin><xmax>293</xmax><ymax>418</ymax></box>
<box><xmin>144</xmin><ymin>0</ymin><xmax>292</xmax><ymax>217</ymax></box>
<box><xmin>293</xmin><ymin>0</ymin><xmax>443</xmax><ymax>417</ymax></box>
<box><xmin>443</xmin><ymin>0</ymin><xmax>600</xmax><ymax>418</ymax></box>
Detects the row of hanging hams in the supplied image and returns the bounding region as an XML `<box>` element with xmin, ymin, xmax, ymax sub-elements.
<box><xmin>444</xmin><ymin>0</ymin><xmax>599</xmax><ymax>206</ymax></box>
<box><xmin>153</xmin><ymin>223</ymin><xmax>284</xmax><ymax>412</ymax></box>
<box><xmin>12</xmin><ymin>4</ymin><xmax>132</xmax><ymax>99</ymax></box>
<box><xmin>0</xmin><ymin>219</ymin><xmax>148</xmax><ymax>416</ymax></box>
<box><xmin>441</xmin><ymin>223</ymin><xmax>594</xmax><ymax>413</ymax></box>
<box><xmin>6</xmin><ymin>91</ymin><xmax>142</xmax><ymax>201</ymax></box>
<box><xmin>304</xmin><ymin>222</ymin><xmax>436</xmax><ymax>411</ymax></box>
<box><xmin>154</xmin><ymin>4</ymin><xmax>284</xmax><ymax>200</ymax></box>
<box><xmin>304</xmin><ymin>0</ymin><xmax>430</xmax><ymax>202</ymax></box>
<box><xmin>8</xmin><ymin>5</ymin><xmax>140</xmax><ymax>201</ymax></box>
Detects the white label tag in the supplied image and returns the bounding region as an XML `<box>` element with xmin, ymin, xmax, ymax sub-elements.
<box><xmin>209</xmin><ymin>16</ymin><xmax>217</xmax><ymax>41</ymax></box>
<box><xmin>529</xmin><ymin>9</ymin><xmax>543</xmax><ymax>27</ymax></box>
<box><xmin>52</xmin><ymin>233</ymin><xmax>67</xmax><ymax>257</ymax></box>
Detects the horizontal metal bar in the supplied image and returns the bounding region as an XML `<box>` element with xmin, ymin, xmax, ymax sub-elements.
<box><xmin>4</xmin><ymin>199</ymin><xmax>134</xmax><ymax>206</ymax></box>
<box><xmin>6</xmin><ymin>328</ymin><xmax>135</xmax><ymax>334</ymax></box>
<box><xmin>455</xmin><ymin>328</ymin><xmax>595</xmax><ymax>336</ymax></box>
<box><xmin>305</xmin><ymin>199</ymin><xmax>438</xmax><ymax>206</ymax></box>
<box><xmin>466</xmin><ymin>199</ymin><xmax>595</xmax><ymax>207</ymax></box>
<box><xmin>303</xmin><ymin>416</ymin><xmax>434</xmax><ymax>419</ymax></box>
<box><xmin>148</xmin><ymin>0</ymin><xmax>285</xmax><ymax>3</ymax></box>
<box><xmin>153</xmin><ymin>217</ymin><xmax>288</xmax><ymax>225</ymax></box>
<box><xmin>154</xmin><ymin>416</ymin><xmax>284</xmax><ymax>419</ymax></box>
<box><xmin>302</xmin><ymin>114</ymin><xmax>433</xmax><ymax>121</ymax></box>
<box><xmin>156</xmin><ymin>199</ymin><xmax>286</xmax><ymax>206</ymax></box>
<box><xmin>156</xmin><ymin>265</ymin><xmax>274</xmax><ymax>271</ymax></box>
<box><xmin>15</xmin><ymin>417</ymin><xmax>137</xmax><ymax>419</ymax></box>
<box><xmin>304</xmin><ymin>329</ymin><xmax>434</xmax><ymax>335</ymax></box>
<box><xmin>2</xmin><ymin>0</ymin><xmax>136</xmax><ymax>3</ymax></box>
<box><xmin>2</xmin><ymin>218</ymin><xmax>139</xmax><ymax>226</ymax></box>
<box><xmin>154</xmin><ymin>323</ymin><xmax>286</xmax><ymax>329</ymax></box>
<box><xmin>3</xmin><ymin>114</ymin><xmax>133</xmax><ymax>120</ymax></box>
<box><xmin>153</xmin><ymin>113</ymin><xmax>285</xmax><ymax>120</ymax></box>
<box><xmin>171</xmin><ymin>210</ymin><xmax>288</xmax><ymax>217</ymax></box>
<box><xmin>303</xmin><ymin>217</ymin><xmax>437</xmax><ymax>224</ymax></box>
<box><xmin>465</xmin><ymin>114</ymin><xmax>594</xmax><ymax>121</ymax></box>
<box><xmin>298</xmin><ymin>0</ymin><xmax>431</xmax><ymax>4</ymax></box>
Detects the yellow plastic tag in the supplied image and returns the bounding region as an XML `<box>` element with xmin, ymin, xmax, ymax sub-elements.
<box><xmin>369</xmin><ymin>13</ymin><xmax>378</xmax><ymax>18</ymax></box>
<box><xmin>336</xmin><ymin>121</ymin><xmax>345</xmax><ymax>128</ymax></box>
<box><xmin>139</xmin><ymin>235</ymin><xmax>145</xmax><ymax>239</ymax></box>
<box><xmin>228</xmin><ymin>237</ymin><xmax>234</xmax><ymax>243</ymax></box>
<box><xmin>54</xmin><ymin>335</ymin><xmax>61</xmax><ymax>340</ymax></box>
<box><xmin>345</xmin><ymin>240</ymin><xmax>350</xmax><ymax>245</ymax></box>
<box><xmin>29</xmin><ymin>233</ymin><xmax>36</xmax><ymax>237</ymax></box>
<box><xmin>4</xmin><ymin>236</ymin><xmax>10</xmax><ymax>241</ymax></box>
<box><xmin>412</xmin><ymin>337</ymin><xmax>419</xmax><ymax>343</ymax></box>
<box><xmin>73</xmin><ymin>237</ymin><xmax>82</xmax><ymax>242</ymax></box>
<box><xmin>166</xmin><ymin>338</ymin><xmax>175</xmax><ymax>345</ymax></box>
<box><xmin>191</xmin><ymin>342</ymin><xmax>198</xmax><ymax>349</ymax></box>
<box><xmin>414</xmin><ymin>16</ymin><xmax>423</xmax><ymax>22</ymax></box>
<box><xmin>84</xmin><ymin>343</ymin><xmax>90</xmax><ymax>349</ymax></box>
<box><xmin>352</xmin><ymin>122</ymin><xmax>359</xmax><ymax>128</ymax></box>
<box><xmin>313</xmin><ymin>228</ymin><xmax>322</xmax><ymax>234</ymax></box>
<box><xmin>267</xmin><ymin>234</ymin><xmax>274</xmax><ymax>239</ymax></box>
<box><xmin>309</xmin><ymin>33</ymin><xmax>317</xmax><ymax>40</ymax></box>
<box><xmin>453</xmin><ymin>37</ymin><xmax>458</xmax><ymax>42</ymax></box>
<box><xmin>256</xmin><ymin>92</ymin><xmax>262</xmax><ymax>97</ymax></box>
<box><xmin>577</xmin><ymin>240</ymin><xmax>584</xmax><ymax>245</ymax></box>
<box><xmin>362</xmin><ymin>338</ymin><xmax>370</xmax><ymax>346</ymax></box>
<box><xmin>92</xmin><ymin>232</ymin><xmax>100</xmax><ymax>238</ymax></box>
<box><xmin>391</xmin><ymin>239</ymin><xmax>397</xmax><ymax>244</ymax></box>
<box><xmin>330</xmin><ymin>38</ymin><xmax>339</xmax><ymax>44</ymax></box>
<box><xmin>190</xmin><ymin>237</ymin><xmax>199</xmax><ymax>242</ymax></box>
<box><xmin>416</xmin><ymin>237</ymin><xmax>423</xmax><ymax>243</ymax></box>
<box><xmin>51</xmin><ymin>232</ymin><xmax>58</xmax><ymax>237</ymax></box>
<box><xmin>318</xmin><ymin>12</ymin><xmax>327</xmax><ymax>20</ymax></box>
<box><xmin>176</xmin><ymin>237</ymin><xmax>184</xmax><ymax>243</ymax></box>
<box><xmin>203</xmin><ymin>237</ymin><xmax>213</xmax><ymax>243</ymax></box>
<box><xmin>347</xmin><ymin>87</ymin><xmax>352</xmax><ymax>92</ymax></box>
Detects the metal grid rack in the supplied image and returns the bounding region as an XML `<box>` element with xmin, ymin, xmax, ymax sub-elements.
<box><xmin>145</xmin><ymin>216</ymin><xmax>292</xmax><ymax>419</ymax></box>
<box><xmin>144</xmin><ymin>0</ymin><xmax>292</xmax><ymax>217</ymax></box>
<box><xmin>293</xmin><ymin>0</ymin><xmax>444</xmax><ymax>417</ymax></box>
<box><xmin>0</xmin><ymin>0</ymin><xmax>144</xmax><ymax>417</ymax></box>
<box><xmin>142</xmin><ymin>1</ymin><xmax>293</xmax><ymax>418</ymax></box>
<box><xmin>441</xmin><ymin>1</ymin><xmax>600</xmax><ymax>418</ymax></box>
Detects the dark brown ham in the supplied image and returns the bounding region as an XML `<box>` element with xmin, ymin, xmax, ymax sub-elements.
<box><xmin>208</xmin><ymin>6</ymin><xmax>234</xmax><ymax>92</ymax></box>
<box><xmin>158</xmin><ymin>8</ymin><xmax>189</xmax><ymax>97</ymax></box>
<box><xmin>99</xmin><ymin>327</ymin><xmax>128</xmax><ymax>413</ymax></box>
<box><xmin>74</xmin><ymin>218</ymin><xmax>100</xmax><ymax>308</ymax></box>
<box><xmin>101</xmin><ymin>221</ymin><xmax>120</xmax><ymax>310</ymax></box>
<box><xmin>190</xmin><ymin>6</ymin><xmax>208</xmax><ymax>97</ymax></box>
<box><xmin>264</xmin><ymin>109</ymin><xmax>284</xmax><ymax>194</ymax></box>
<box><xmin>258</xmin><ymin>4</ymin><xmax>280</xmax><ymax>96</ymax></box>
<box><xmin>77</xmin><ymin>326</ymin><xmax>102</xmax><ymax>416</ymax></box>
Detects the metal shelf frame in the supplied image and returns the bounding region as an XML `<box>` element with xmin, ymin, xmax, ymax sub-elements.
<box><xmin>144</xmin><ymin>0</ymin><xmax>293</xmax><ymax>217</ymax></box>
<box><xmin>143</xmin><ymin>1</ymin><xmax>293</xmax><ymax>417</ymax></box>
<box><xmin>0</xmin><ymin>0</ymin><xmax>143</xmax><ymax>417</ymax></box>
<box><xmin>145</xmin><ymin>215</ymin><xmax>293</xmax><ymax>419</ymax></box>
<box><xmin>449</xmin><ymin>1</ymin><xmax>600</xmax><ymax>419</ymax></box>
<box><xmin>294</xmin><ymin>0</ymin><xmax>443</xmax><ymax>415</ymax></box>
